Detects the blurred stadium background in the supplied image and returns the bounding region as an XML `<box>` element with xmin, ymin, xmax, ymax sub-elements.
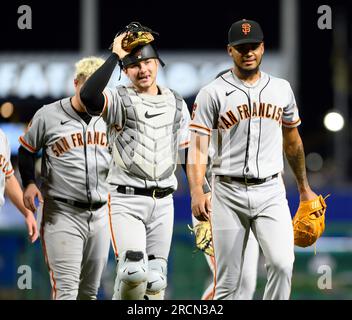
<box><xmin>0</xmin><ymin>0</ymin><xmax>351</xmax><ymax>299</ymax></box>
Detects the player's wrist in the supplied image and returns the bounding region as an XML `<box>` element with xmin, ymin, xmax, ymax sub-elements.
<box><xmin>297</xmin><ymin>183</ymin><xmax>312</xmax><ymax>195</ymax></box>
<box><xmin>190</xmin><ymin>186</ymin><xmax>204</xmax><ymax>197</ymax></box>
<box><xmin>23</xmin><ymin>179</ymin><xmax>36</xmax><ymax>188</ymax></box>
<box><xmin>110</xmin><ymin>52</ymin><xmax>121</xmax><ymax>61</ymax></box>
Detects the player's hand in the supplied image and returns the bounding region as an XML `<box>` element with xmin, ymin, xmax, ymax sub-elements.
<box><xmin>191</xmin><ymin>190</ymin><xmax>212</xmax><ymax>221</ymax></box>
<box><xmin>112</xmin><ymin>32</ymin><xmax>129</xmax><ymax>60</ymax></box>
<box><xmin>23</xmin><ymin>183</ymin><xmax>43</xmax><ymax>213</ymax></box>
<box><xmin>24</xmin><ymin>211</ymin><xmax>39</xmax><ymax>243</ymax></box>
<box><xmin>299</xmin><ymin>188</ymin><xmax>322</xmax><ymax>217</ymax></box>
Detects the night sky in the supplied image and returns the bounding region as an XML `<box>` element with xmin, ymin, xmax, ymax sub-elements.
<box><xmin>0</xmin><ymin>0</ymin><xmax>350</xmax><ymax>160</ymax></box>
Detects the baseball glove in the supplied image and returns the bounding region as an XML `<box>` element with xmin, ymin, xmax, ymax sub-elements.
<box><xmin>110</xmin><ymin>22</ymin><xmax>158</xmax><ymax>52</ymax></box>
<box><xmin>122</xmin><ymin>31</ymin><xmax>154</xmax><ymax>52</ymax></box>
<box><xmin>188</xmin><ymin>221</ymin><xmax>214</xmax><ymax>257</ymax></box>
<box><xmin>292</xmin><ymin>194</ymin><xmax>329</xmax><ymax>248</ymax></box>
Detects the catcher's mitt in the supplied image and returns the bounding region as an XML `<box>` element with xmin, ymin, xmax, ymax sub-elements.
<box><xmin>110</xmin><ymin>22</ymin><xmax>158</xmax><ymax>52</ymax></box>
<box><xmin>292</xmin><ymin>194</ymin><xmax>329</xmax><ymax>248</ymax></box>
<box><xmin>188</xmin><ymin>221</ymin><xmax>214</xmax><ymax>257</ymax></box>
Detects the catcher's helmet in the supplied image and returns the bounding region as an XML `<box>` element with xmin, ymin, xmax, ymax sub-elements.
<box><xmin>121</xmin><ymin>44</ymin><xmax>165</xmax><ymax>68</ymax></box>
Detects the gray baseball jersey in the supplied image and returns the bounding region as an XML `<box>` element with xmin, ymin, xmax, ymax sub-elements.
<box><xmin>19</xmin><ymin>97</ymin><xmax>111</xmax><ymax>203</ymax></box>
<box><xmin>190</xmin><ymin>70</ymin><xmax>300</xmax><ymax>178</ymax></box>
<box><xmin>0</xmin><ymin>129</ymin><xmax>14</xmax><ymax>209</ymax></box>
<box><xmin>190</xmin><ymin>70</ymin><xmax>297</xmax><ymax>300</ymax></box>
<box><xmin>19</xmin><ymin>98</ymin><xmax>112</xmax><ymax>300</ymax></box>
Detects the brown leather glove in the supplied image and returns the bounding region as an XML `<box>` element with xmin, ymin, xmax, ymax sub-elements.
<box><xmin>292</xmin><ymin>195</ymin><xmax>329</xmax><ymax>247</ymax></box>
<box><xmin>122</xmin><ymin>31</ymin><xmax>154</xmax><ymax>52</ymax></box>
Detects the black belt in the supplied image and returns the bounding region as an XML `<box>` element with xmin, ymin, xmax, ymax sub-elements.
<box><xmin>218</xmin><ymin>173</ymin><xmax>279</xmax><ymax>186</ymax></box>
<box><xmin>116</xmin><ymin>186</ymin><xmax>174</xmax><ymax>199</ymax></box>
<box><xmin>53</xmin><ymin>197</ymin><xmax>106</xmax><ymax>210</ymax></box>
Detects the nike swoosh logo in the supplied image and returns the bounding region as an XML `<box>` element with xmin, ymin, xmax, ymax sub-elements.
<box><xmin>60</xmin><ymin>120</ymin><xmax>71</xmax><ymax>125</ymax></box>
<box><xmin>225</xmin><ymin>89</ymin><xmax>236</xmax><ymax>96</ymax></box>
<box><xmin>127</xmin><ymin>271</ymin><xmax>138</xmax><ymax>275</ymax></box>
<box><xmin>145</xmin><ymin>111</ymin><xmax>165</xmax><ymax>119</ymax></box>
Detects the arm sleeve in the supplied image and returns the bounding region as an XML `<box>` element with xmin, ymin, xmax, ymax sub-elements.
<box><xmin>80</xmin><ymin>53</ymin><xmax>119</xmax><ymax>115</ymax></box>
<box><xmin>18</xmin><ymin>111</ymin><xmax>45</xmax><ymax>187</ymax></box>
<box><xmin>18</xmin><ymin>146</ymin><xmax>36</xmax><ymax>187</ymax></box>
<box><xmin>282</xmin><ymin>82</ymin><xmax>301</xmax><ymax>128</ymax></box>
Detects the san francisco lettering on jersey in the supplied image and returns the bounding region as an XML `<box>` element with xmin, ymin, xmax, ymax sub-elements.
<box><xmin>219</xmin><ymin>102</ymin><xmax>283</xmax><ymax>130</ymax></box>
<box><xmin>51</xmin><ymin>131</ymin><xmax>107</xmax><ymax>157</ymax></box>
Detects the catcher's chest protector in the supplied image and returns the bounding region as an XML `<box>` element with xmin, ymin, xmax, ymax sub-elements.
<box><xmin>112</xmin><ymin>86</ymin><xmax>182</xmax><ymax>180</ymax></box>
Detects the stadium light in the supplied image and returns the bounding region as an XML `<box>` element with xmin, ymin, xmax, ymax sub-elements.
<box><xmin>323</xmin><ymin>111</ymin><xmax>345</xmax><ymax>132</ymax></box>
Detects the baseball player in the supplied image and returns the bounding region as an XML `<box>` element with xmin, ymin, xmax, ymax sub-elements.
<box><xmin>191</xmin><ymin>69</ymin><xmax>260</xmax><ymax>300</ymax></box>
<box><xmin>187</xmin><ymin>19</ymin><xmax>320</xmax><ymax>300</ymax></box>
<box><xmin>0</xmin><ymin>129</ymin><xmax>38</xmax><ymax>243</ymax></box>
<box><xmin>18</xmin><ymin>57</ymin><xmax>112</xmax><ymax>300</ymax></box>
<box><xmin>79</xmin><ymin>22</ymin><xmax>190</xmax><ymax>300</ymax></box>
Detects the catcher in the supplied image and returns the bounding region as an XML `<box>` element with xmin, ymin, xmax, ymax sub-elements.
<box><xmin>80</xmin><ymin>21</ymin><xmax>192</xmax><ymax>300</ymax></box>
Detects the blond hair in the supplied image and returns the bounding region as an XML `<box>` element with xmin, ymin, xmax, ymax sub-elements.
<box><xmin>74</xmin><ymin>56</ymin><xmax>105</xmax><ymax>80</ymax></box>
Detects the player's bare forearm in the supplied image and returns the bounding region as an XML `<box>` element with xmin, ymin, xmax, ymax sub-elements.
<box><xmin>5</xmin><ymin>175</ymin><xmax>39</xmax><ymax>242</ymax></box>
<box><xmin>283</xmin><ymin>127</ymin><xmax>310</xmax><ymax>193</ymax></box>
<box><xmin>187</xmin><ymin>133</ymin><xmax>211</xmax><ymax>221</ymax></box>
<box><xmin>187</xmin><ymin>163</ymin><xmax>207</xmax><ymax>195</ymax></box>
<box><xmin>186</xmin><ymin>133</ymin><xmax>209</xmax><ymax>195</ymax></box>
<box><xmin>5</xmin><ymin>175</ymin><xmax>31</xmax><ymax>217</ymax></box>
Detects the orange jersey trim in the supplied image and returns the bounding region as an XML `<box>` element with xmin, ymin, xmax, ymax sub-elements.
<box><xmin>102</xmin><ymin>91</ymin><xmax>109</xmax><ymax>117</ymax></box>
<box><xmin>5</xmin><ymin>168</ymin><xmax>14</xmax><ymax>177</ymax></box>
<box><xmin>107</xmin><ymin>194</ymin><xmax>118</xmax><ymax>258</ymax></box>
<box><xmin>179</xmin><ymin>140</ymin><xmax>190</xmax><ymax>149</ymax></box>
<box><xmin>18</xmin><ymin>136</ymin><xmax>37</xmax><ymax>153</ymax></box>
<box><xmin>189</xmin><ymin>123</ymin><xmax>212</xmax><ymax>135</ymax></box>
<box><xmin>209</xmin><ymin>216</ymin><xmax>216</xmax><ymax>300</ymax></box>
<box><xmin>202</xmin><ymin>255</ymin><xmax>216</xmax><ymax>300</ymax></box>
<box><xmin>282</xmin><ymin>118</ymin><xmax>301</xmax><ymax>127</ymax></box>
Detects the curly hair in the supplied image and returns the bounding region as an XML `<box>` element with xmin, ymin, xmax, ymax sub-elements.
<box><xmin>74</xmin><ymin>56</ymin><xmax>105</xmax><ymax>81</ymax></box>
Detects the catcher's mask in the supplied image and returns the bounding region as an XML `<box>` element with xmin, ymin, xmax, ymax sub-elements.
<box><xmin>121</xmin><ymin>44</ymin><xmax>165</xmax><ymax>68</ymax></box>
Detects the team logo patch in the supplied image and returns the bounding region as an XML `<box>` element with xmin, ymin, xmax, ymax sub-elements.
<box><xmin>242</xmin><ymin>23</ymin><xmax>251</xmax><ymax>35</ymax></box>
<box><xmin>191</xmin><ymin>103</ymin><xmax>197</xmax><ymax>120</ymax></box>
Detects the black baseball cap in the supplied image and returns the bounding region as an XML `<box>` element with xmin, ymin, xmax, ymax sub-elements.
<box><xmin>121</xmin><ymin>44</ymin><xmax>165</xmax><ymax>68</ymax></box>
<box><xmin>228</xmin><ymin>19</ymin><xmax>264</xmax><ymax>46</ymax></box>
